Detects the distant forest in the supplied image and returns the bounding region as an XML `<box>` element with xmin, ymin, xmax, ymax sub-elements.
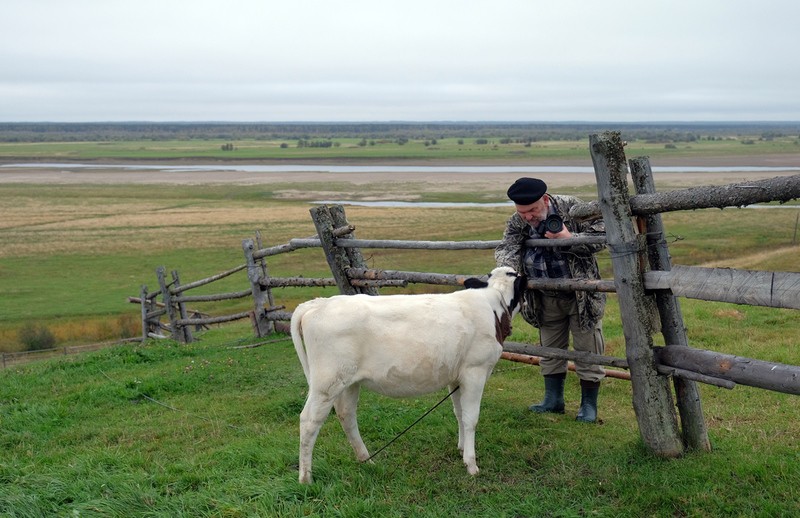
<box><xmin>1</xmin><ymin>121</ymin><xmax>799</xmax><ymax>143</ymax></box>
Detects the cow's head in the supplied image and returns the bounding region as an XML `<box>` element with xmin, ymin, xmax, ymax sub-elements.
<box><xmin>464</xmin><ymin>266</ymin><xmax>527</xmax><ymax>316</ymax></box>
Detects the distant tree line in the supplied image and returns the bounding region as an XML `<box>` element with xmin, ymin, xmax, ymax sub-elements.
<box><xmin>0</xmin><ymin>122</ymin><xmax>798</xmax><ymax>143</ymax></box>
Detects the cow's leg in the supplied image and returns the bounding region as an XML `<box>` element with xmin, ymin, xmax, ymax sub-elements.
<box><xmin>457</xmin><ymin>370</ymin><xmax>490</xmax><ymax>476</ymax></box>
<box><xmin>333</xmin><ymin>384</ymin><xmax>370</xmax><ymax>462</ymax></box>
<box><xmin>298</xmin><ymin>390</ymin><xmax>335</xmax><ymax>484</ymax></box>
<box><xmin>448</xmin><ymin>383</ymin><xmax>466</xmax><ymax>452</ymax></box>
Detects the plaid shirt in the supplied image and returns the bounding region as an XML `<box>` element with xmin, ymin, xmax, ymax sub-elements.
<box><xmin>523</xmin><ymin>206</ymin><xmax>570</xmax><ymax>279</ymax></box>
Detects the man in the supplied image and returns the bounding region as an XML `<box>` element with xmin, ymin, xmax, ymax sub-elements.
<box><xmin>495</xmin><ymin>177</ymin><xmax>606</xmax><ymax>423</ymax></box>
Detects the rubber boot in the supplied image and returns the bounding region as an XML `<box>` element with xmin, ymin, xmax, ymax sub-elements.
<box><xmin>576</xmin><ymin>380</ymin><xmax>600</xmax><ymax>423</ymax></box>
<box><xmin>529</xmin><ymin>373</ymin><xmax>566</xmax><ymax>414</ymax></box>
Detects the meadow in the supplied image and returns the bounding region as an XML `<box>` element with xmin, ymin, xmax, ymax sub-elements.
<box><xmin>1</xmin><ymin>135</ymin><xmax>799</xmax><ymax>516</ymax></box>
<box><xmin>1</xmin><ymin>132</ymin><xmax>800</xmax><ymax>163</ymax></box>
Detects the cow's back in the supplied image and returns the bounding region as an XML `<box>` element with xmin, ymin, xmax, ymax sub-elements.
<box><xmin>298</xmin><ymin>292</ymin><xmax>501</xmax><ymax>397</ymax></box>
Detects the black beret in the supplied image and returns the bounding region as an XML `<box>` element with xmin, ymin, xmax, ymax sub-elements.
<box><xmin>506</xmin><ymin>177</ymin><xmax>547</xmax><ymax>204</ymax></box>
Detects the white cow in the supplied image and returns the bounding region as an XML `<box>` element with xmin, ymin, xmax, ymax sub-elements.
<box><xmin>290</xmin><ymin>266</ymin><xmax>527</xmax><ymax>484</ymax></box>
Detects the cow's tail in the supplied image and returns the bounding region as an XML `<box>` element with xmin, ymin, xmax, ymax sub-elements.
<box><xmin>290</xmin><ymin>302</ymin><xmax>312</xmax><ymax>381</ymax></box>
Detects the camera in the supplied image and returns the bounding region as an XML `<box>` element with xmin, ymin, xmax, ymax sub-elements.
<box><xmin>536</xmin><ymin>214</ymin><xmax>564</xmax><ymax>235</ymax></box>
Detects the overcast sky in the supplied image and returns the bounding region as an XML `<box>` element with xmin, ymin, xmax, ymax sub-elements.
<box><xmin>1</xmin><ymin>0</ymin><xmax>798</xmax><ymax>122</ymax></box>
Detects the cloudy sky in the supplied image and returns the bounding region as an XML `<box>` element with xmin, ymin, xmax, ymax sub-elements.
<box><xmin>1</xmin><ymin>0</ymin><xmax>798</xmax><ymax>122</ymax></box>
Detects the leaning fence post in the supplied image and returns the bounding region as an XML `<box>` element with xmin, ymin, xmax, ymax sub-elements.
<box><xmin>589</xmin><ymin>132</ymin><xmax>684</xmax><ymax>458</ymax></box>
<box><xmin>140</xmin><ymin>285</ymin><xmax>149</xmax><ymax>343</ymax></box>
<box><xmin>310</xmin><ymin>205</ymin><xmax>375</xmax><ymax>295</ymax></box>
<box><xmin>254</xmin><ymin>230</ymin><xmax>277</xmax><ymax>313</ymax></box>
<box><xmin>328</xmin><ymin>205</ymin><xmax>378</xmax><ymax>296</ymax></box>
<box><xmin>171</xmin><ymin>270</ymin><xmax>193</xmax><ymax>343</ymax></box>
<box><xmin>156</xmin><ymin>266</ymin><xmax>183</xmax><ymax>343</ymax></box>
<box><xmin>630</xmin><ymin>156</ymin><xmax>711</xmax><ymax>452</ymax></box>
<box><xmin>243</xmin><ymin>238</ymin><xmax>273</xmax><ymax>337</ymax></box>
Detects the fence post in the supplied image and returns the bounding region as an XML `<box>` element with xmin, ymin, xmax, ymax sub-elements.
<box><xmin>255</xmin><ymin>230</ymin><xmax>277</xmax><ymax>313</ymax></box>
<box><xmin>156</xmin><ymin>266</ymin><xmax>183</xmax><ymax>343</ymax></box>
<box><xmin>243</xmin><ymin>238</ymin><xmax>273</xmax><ymax>337</ymax></box>
<box><xmin>140</xmin><ymin>285</ymin><xmax>149</xmax><ymax>342</ymax></box>
<box><xmin>630</xmin><ymin>157</ymin><xmax>712</xmax><ymax>452</ymax></box>
<box><xmin>171</xmin><ymin>270</ymin><xmax>193</xmax><ymax>343</ymax></box>
<box><xmin>589</xmin><ymin>132</ymin><xmax>684</xmax><ymax>458</ymax></box>
<box><xmin>310</xmin><ymin>204</ymin><xmax>378</xmax><ymax>295</ymax></box>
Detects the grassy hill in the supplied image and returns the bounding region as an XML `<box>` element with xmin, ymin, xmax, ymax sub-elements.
<box><xmin>1</xmin><ymin>319</ymin><xmax>798</xmax><ymax>517</ymax></box>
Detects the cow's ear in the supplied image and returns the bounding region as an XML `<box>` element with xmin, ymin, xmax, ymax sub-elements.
<box><xmin>463</xmin><ymin>278</ymin><xmax>488</xmax><ymax>290</ymax></box>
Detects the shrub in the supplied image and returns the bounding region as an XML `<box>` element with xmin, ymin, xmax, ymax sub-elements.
<box><xmin>18</xmin><ymin>323</ymin><xmax>56</xmax><ymax>351</ymax></box>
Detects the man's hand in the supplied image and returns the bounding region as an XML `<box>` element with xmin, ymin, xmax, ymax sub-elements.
<box><xmin>545</xmin><ymin>226</ymin><xmax>573</xmax><ymax>239</ymax></box>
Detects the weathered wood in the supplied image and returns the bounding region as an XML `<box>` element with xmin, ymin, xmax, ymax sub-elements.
<box><xmin>630</xmin><ymin>156</ymin><xmax>711</xmax><ymax>452</ymax></box>
<box><xmin>243</xmin><ymin>238</ymin><xmax>273</xmax><ymax>337</ymax></box>
<box><xmin>260</xmin><ymin>277</ymin><xmax>338</xmax><ymax>288</ymax></box>
<box><xmin>310</xmin><ymin>205</ymin><xmax>360</xmax><ymax>295</ymax></box>
<box><xmin>632</xmin><ymin>173</ymin><xmax>800</xmax><ymax>214</ymax></box>
<box><xmin>264</xmin><ymin>310</ymin><xmax>293</xmax><ymax>321</ymax></box>
<box><xmin>346</xmin><ymin>267</ymin><xmax>616</xmax><ymax>292</ymax></box>
<box><xmin>170</xmin><ymin>263</ymin><xmax>247</xmax><ymax>294</ymax></box>
<box><xmin>171</xmin><ymin>270</ymin><xmax>193</xmax><ymax>343</ymax></box>
<box><xmin>139</xmin><ymin>285</ymin><xmax>149</xmax><ymax>343</ymax></box>
<box><xmin>346</xmin><ymin>267</ymin><xmax>477</xmax><ymax>286</ymax></box>
<box><xmin>255</xmin><ymin>231</ymin><xmax>278</xmax><ymax>322</ymax></box>
<box><xmin>644</xmin><ymin>266</ymin><xmax>800</xmax><ymax>310</ymax></box>
<box><xmin>146</xmin><ymin>308</ymin><xmax>167</xmax><ymax>319</ymax></box>
<box><xmin>174</xmin><ymin>290</ymin><xmax>252</xmax><ymax>303</ymax></box>
<box><xmin>503</xmin><ymin>342</ymin><xmax>630</xmax><ymax>369</ymax></box>
<box><xmin>656</xmin><ymin>346</ymin><xmax>800</xmax><ymax>395</ymax></box>
<box><xmin>503</xmin><ymin>342</ymin><xmax>734</xmax><ymax>389</ymax></box>
<box><xmin>501</xmin><ymin>352</ymin><xmax>632</xmax><ymax>380</ymax></box>
<box><xmin>525</xmin><ymin>235</ymin><xmax>607</xmax><ymax>248</ymax></box>
<box><xmin>287</xmin><ymin>236</ymin><xmax>606</xmax><ymax>251</ymax></box>
<box><xmin>350</xmin><ymin>279</ymin><xmax>408</xmax><ymax>288</ymax></box>
<box><xmin>328</xmin><ymin>205</ymin><xmax>379</xmax><ymax>296</ymax></box>
<box><xmin>590</xmin><ymin>131</ymin><xmax>684</xmax><ymax>457</ymax></box>
<box><xmin>337</xmin><ymin>238</ymin><xmax>500</xmax><ymax>250</ymax></box>
<box><xmin>254</xmin><ymin>242</ymin><xmax>299</xmax><ymax>258</ymax></box>
<box><xmin>655</xmin><ymin>365</ymin><xmax>736</xmax><ymax>390</ymax></box>
<box><xmin>156</xmin><ymin>266</ymin><xmax>183</xmax><ymax>342</ymax></box>
<box><xmin>528</xmin><ymin>277</ymin><xmax>617</xmax><ymax>293</ymax></box>
<box><xmin>332</xmin><ymin>224</ymin><xmax>356</xmax><ymax>237</ymax></box>
<box><xmin>571</xmin><ymin>173</ymin><xmax>800</xmax><ymax>220</ymax></box>
<box><xmin>129</xmin><ymin>297</ymin><xmax>209</xmax><ymax>321</ymax></box>
<box><xmin>176</xmin><ymin>311</ymin><xmax>252</xmax><ymax>326</ymax></box>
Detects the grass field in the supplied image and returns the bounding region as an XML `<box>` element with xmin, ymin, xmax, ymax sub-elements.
<box><xmin>0</xmin><ymin>179</ymin><xmax>798</xmax><ymax>351</ymax></box>
<box><xmin>1</xmin><ymin>319</ymin><xmax>798</xmax><ymax>516</ymax></box>
<box><xmin>1</xmin><ymin>139</ymin><xmax>799</xmax><ymax>516</ymax></box>
<box><xmin>2</xmin><ymin>133</ymin><xmax>800</xmax><ymax>163</ymax></box>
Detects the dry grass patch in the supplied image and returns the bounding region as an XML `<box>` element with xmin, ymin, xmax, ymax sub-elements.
<box><xmin>699</xmin><ymin>245</ymin><xmax>800</xmax><ymax>270</ymax></box>
<box><xmin>0</xmin><ymin>197</ymin><xmax>321</xmax><ymax>257</ymax></box>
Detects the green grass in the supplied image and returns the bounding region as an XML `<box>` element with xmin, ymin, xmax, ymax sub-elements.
<box><xmin>1</xmin><ymin>179</ymin><xmax>798</xmax><ymax>350</ymax></box>
<box><xmin>1</xmin><ymin>323</ymin><xmax>797</xmax><ymax>517</ymax></box>
<box><xmin>2</xmin><ymin>134</ymin><xmax>800</xmax><ymax>162</ymax></box>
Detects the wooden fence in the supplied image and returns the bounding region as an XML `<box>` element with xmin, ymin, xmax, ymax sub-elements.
<box><xmin>133</xmin><ymin>131</ymin><xmax>800</xmax><ymax>458</ymax></box>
